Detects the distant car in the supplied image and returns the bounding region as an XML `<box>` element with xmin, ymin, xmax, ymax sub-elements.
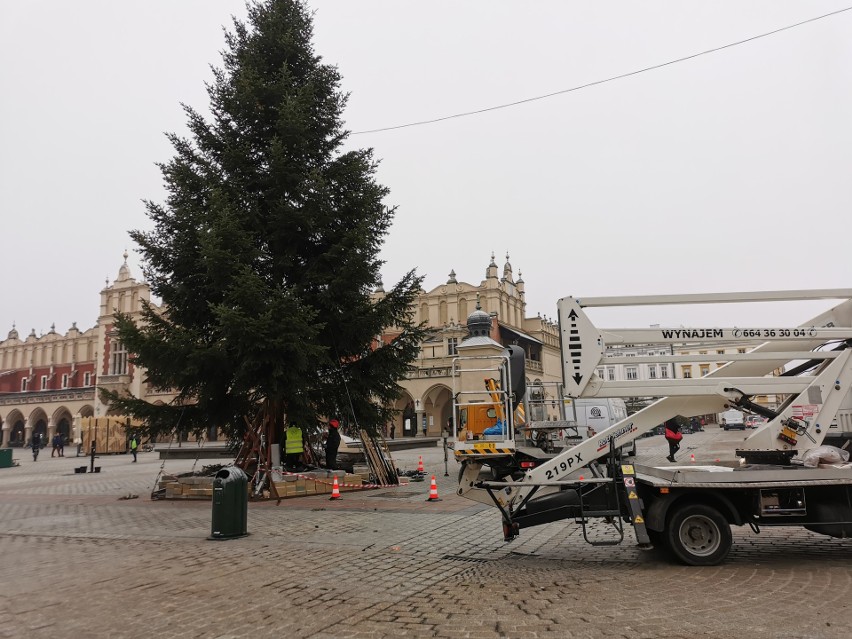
<box><xmin>745</xmin><ymin>416</ymin><xmax>768</xmax><ymax>429</ymax></box>
<box><xmin>639</xmin><ymin>425</ymin><xmax>663</xmax><ymax>438</ymax></box>
<box><xmin>720</xmin><ymin>409</ymin><xmax>746</xmax><ymax>431</ymax></box>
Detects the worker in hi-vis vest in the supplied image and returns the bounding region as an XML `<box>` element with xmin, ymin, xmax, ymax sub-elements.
<box><xmin>284</xmin><ymin>423</ymin><xmax>304</xmax><ymax>470</ymax></box>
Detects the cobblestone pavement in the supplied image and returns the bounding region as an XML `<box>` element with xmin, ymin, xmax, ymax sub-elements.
<box><xmin>1</xmin><ymin>430</ymin><xmax>851</xmax><ymax>638</ymax></box>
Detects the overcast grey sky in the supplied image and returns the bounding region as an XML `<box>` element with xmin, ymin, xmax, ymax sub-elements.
<box><xmin>2</xmin><ymin>1</ymin><xmax>851</xmax><ymax>337</ymax></box>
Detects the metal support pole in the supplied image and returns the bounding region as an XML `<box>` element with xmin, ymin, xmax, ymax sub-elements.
<box><xmin>89</xmin><ymin>441</ymin><xmax>96</xmax><ymax>473</ymax></box>
<box><xmin>442</xmin><ymin>431</ymin><xmax>449</xmax><ymax>477</ymax></box>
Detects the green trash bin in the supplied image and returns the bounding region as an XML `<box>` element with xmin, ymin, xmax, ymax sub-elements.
<box><xmin>0</xmin><ymin>448</ymin><xmax>12</xmax><ymax>469</ymax></box>
<box><xmin>210</xmin><ymin>466</ymin><xmax>248</xmax><ymax>539</ymax></box>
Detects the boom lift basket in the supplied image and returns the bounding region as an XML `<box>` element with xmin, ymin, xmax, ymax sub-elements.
<box><xmin>452</xmin><ymin>354</ymin><xmax>518</xmax><ymax>460</ymax></box>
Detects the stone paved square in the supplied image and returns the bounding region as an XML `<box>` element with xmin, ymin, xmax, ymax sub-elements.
<box><xmin>2</xmin><ymin>432</ymin><xmax>851</xmax><ymax>638</ymax></box>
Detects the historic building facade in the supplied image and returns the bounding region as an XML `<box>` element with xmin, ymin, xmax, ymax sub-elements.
<box><xmin>375</xmin><ymin>253</ymin><xmax>564</xmax><ymax>437</ymax></box>
<box><xmin>2</xmin><ymin>251</ymin><xmax>777</xmax><ymax>447</ymax></box>
<box><xmin>595</xmin><ymin>342</ymin><xmax>783</xmax><ymax>415</ymax></box>
<box><xmin>0</xmin><ymin>254</ymin><xmax>173</xmax><ymax>448</ymax></box>
<box><xmin>0</xmin><ymin>252</ymin><xmax>566</xmax><ymax>446</ymax></box>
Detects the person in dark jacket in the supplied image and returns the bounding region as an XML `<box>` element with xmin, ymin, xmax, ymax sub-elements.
<box><xmin>32</xmin><ymin>433</ymin><xmax>41</xmax><ymax>462</ymax></box>
<box><xmin>325</xmin><ymin>419</ymin><xmax>341</xmax><ymax>470</ymax></box>
<box><xmin>664</xmin><ymin>418</ymin><xmax>683</xmax><ymax>462</ymax></box>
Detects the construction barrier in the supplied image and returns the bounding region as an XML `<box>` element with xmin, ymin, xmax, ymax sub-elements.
<box><xmin>271</xmin><ymin>469</ymin><xmax>369</xmax><ymax>498</ymax></box>
<box><xmin>80</xmin><ymin>416</ymin><xmax>143</xmax><ymax>454</ymax></box>
<box><xmin>156</xmin><ymin>468</ymin><xmax>423</xmax><ymax>501</ymax></box>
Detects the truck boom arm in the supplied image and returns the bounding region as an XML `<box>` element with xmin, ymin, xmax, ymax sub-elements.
<box><xmin>505</xmin><ymin>290</ymin><xmax>852</xmax><ymax>505</ymax></box>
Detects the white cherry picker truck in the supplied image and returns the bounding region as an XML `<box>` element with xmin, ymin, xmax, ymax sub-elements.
<box><xmin>452</xmin><ymin>289</ymin><xmax>852</xmax><ymax>565</ymax></box>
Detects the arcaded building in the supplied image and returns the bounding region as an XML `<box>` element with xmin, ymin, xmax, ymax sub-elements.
<box><xmin>0</xmin><ymin>252</ymin><xmax>564</xmax><ymax>446</ymax></box>
<box><xmin>0</xmin><ymin>254</ymin><xmax>175</xmax><ymax>448</ymax></box>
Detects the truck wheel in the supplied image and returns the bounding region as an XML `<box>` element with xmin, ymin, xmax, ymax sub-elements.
<box><xmin>666</xmin><ymin>503</ymin><xmax>731</xmax><ymax>566</ymax></box>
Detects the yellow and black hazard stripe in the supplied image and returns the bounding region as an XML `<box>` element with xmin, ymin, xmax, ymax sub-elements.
<box><xmin>454</xmin><ymin>448</ymin><xmax>514</xmax><ymax>457</ymax></box>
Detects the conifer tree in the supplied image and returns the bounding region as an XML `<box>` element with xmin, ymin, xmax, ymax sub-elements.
<box><xmin>103</xmin><ymin>0</ymin><xmax>425</xmax><ymax>441</ymax></box>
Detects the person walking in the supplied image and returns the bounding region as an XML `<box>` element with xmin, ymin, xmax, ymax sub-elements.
<box><xmin>51</xmin><ymin>433</ymin><xmax>61</xmax><ymax>457</ymax></box>
<box><xmin>664</xmin><ymin>418</ymin><xmax>682</xmax><ymax>463</ymax></box>
<box><xmin>129</xmin><ymin>433</ymin><xmax>139</xmax><ymax>462</ymax></box>
<box><xmin>325</xmin><ymin>419</ymin><xmax>341</xmax><ymax>470</ymax></box>
<box><xmin>389</xmin><ymin>423</ymin><xmax>395</xmax><ymax>440</ymax></box>
<box><xmin>284</xmin><ymin>423</ymin><xmax>304</xmax><ymax>470</ymax></box>
<box><xmin>32</xmin><ymin>433</ymin><xmax>41</xmax><ymax>462</ymax></box>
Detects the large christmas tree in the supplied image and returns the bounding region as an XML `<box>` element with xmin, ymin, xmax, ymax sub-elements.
<box><xmin>104</xmin><ymin>0</ymin><xmax>425</xmax><ymax>441</ymax></box>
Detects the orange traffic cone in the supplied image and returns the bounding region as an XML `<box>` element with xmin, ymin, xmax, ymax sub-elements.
<box><xmin>417</xmin><ymin>455</ymin><xmax>424</xmax><ymax>473</ymax></box>
<box><xmin>329</xmin><ymin>476</ymin><xmax>341</xmax><ymax>500</ymax></box>
<box><xmin>690</xmin><ymin>453</ymin><xmax>696</xmax><ymax>463</ymax></box>
<box><xmin>426</xmin><ymin>475</ymin><xmax>442</xmax><ymax>502</ymax></box>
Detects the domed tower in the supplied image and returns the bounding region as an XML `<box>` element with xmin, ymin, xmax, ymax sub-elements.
<box><xmin>95</xmin><ymin>251</ymin><xmax>153</xmax><ymax>417</ymax></box>
<box><xmin>459</xmin><ymin>297</ymin><xmax>501</xmax><ymax>351</ymax></box>
<box><xmin>466</xmin><ymin>301</ymin><xmax>491</xmax><ymax>338</ymax></box>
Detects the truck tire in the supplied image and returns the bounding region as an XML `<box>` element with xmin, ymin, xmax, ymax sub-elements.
<box><xmin>666</xmin><ymin>503</ymin><xmax>731</xmax><ymax>566</ymax></box>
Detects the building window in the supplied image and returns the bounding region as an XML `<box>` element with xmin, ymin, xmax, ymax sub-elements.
<box><xmin>699</xmin><ymin>351</ymin><xmax>707</xmax><ymax>355</ymax></box>
<box><xmin>41</xmin><ymin>375</ymin><xmax>48</xmax><ymax>390</ymax></box>
<box><xmin>447</xmin><ymin>338</ymin><xmax>458</xmax><ymax>357</ymax></box>
<box><xmin>109</xmin><ymin>339</ymin><xmax>128</xmax><ymax>375</ymax></box>
<box><xmin>21</xmin><ymin>378</ymin><xmax>28</xmax><ymax>392</ymax></box>
<box><xmin>647</xmin><ymin>351</ymin><xmax>655</xmax><ymax>357</ymax></box>
<box><xmin>700</xmin><ymin>365</ymin><xmax>710</xmax><ymax>376</ymax></box>
<box><xmin>738</xmin><ymin>348</ymin><xmax>747</xmax><ymax>354</ymax></box>
<box><xmin>83</xmin><ymin>372</ymin><xmax>92</xmax><ymax>387</ymax></box>
<box><xmin>682</xmin><ymin>366</ymin><xmax>692</xmax><ymax>379</ymax></box>
<box><xmin>661</xmin><ymin>366</ymin><xmax>670</xmax><ymax>379</ymax></box>
<box><xmin>626</xmin><ymin>367</ymin><xmax>638</xmax><ymax>380</ymax></box>
<box><xmin>607</xmin><ymin>367</ymin><xmax>615</xmax><ymax>381</ymax></box>
<box><xmin>717</xmin><ymin>349</ymin><xmax>725</xmax><ymax>355</ymax></box>
<box><xmin>648</xmin><ymin>365</ymin><xmax>657</xmax><ymax>379</ymax></box>
<box><xmin>596</xmin><ymin>368</ymin><xmax>604</xmax><ymax>378</ymax></box>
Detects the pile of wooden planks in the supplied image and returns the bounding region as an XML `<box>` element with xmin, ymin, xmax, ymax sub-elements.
<box><xmin>359</xmin><ymin>429</ymin><xmax>399</xmax><ymax>486</ymax></box>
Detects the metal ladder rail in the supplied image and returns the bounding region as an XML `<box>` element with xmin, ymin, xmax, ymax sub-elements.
<box><xmin>577</xmin><ymin>442</ymin><xmax>625</xmax><ymax>546</ymax></box>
